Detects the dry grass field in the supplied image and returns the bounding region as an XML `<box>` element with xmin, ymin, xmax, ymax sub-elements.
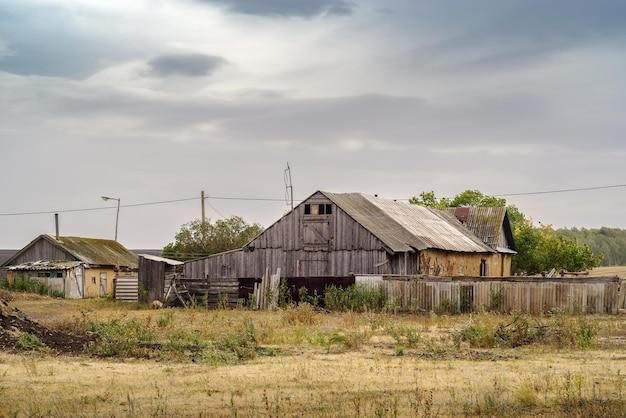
<box><xmin>591</xmin><ymin>266</ymin><xmax>626</xmax><ymax>278</ymax></box>
<box><xmin>1</xmin><ymin>292</ymin><xmax>625</xmax><ymax>417</ymax></box>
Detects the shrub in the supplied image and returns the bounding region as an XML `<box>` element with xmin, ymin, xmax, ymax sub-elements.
<box><xmin>16</xmin><ymin>332</ymin><xmax>44</xmax><ymax>350</ymax></box>
<box><xmin>455</xmin><ymin>314</ymin><xmax>598</xmax><ymax>349</ymax></box>
<box><xmin>210</xmin><ymin>319</ymin><xmax>258</xmax><ymax>361</ymax></box>
<box><xmin>2</xmin><ymin>277</ymin><xmax>51</xmax><ymax>296</ymax></box>
<box><xmin>549</xmin><ymin>315</ymin><xmax>598</xmax><ymax>349</ymax></box>
<box><xmin>435</xmin><ymin>298</ymin><xmax>459</xmax><ymax>315</ymax></box>
<box><xmin>324</xmin><ymin>285</ymin><xmax>384</xmax><ymax>312</ymax></box>
<box><xmin>282</xmin><ymin>303</ymin><xmax>318</xmax><ymax>326</ymax></box>
<box><xmin>514</xmin><ymin>381</ymin><xmax>539</xmax><ymax>407</ymax></box>
<box><xmin>87</xmin><ymin>319</ymin><xmax>154</xmax><ymax>357</ymax></box>
<box><xmin>388</xmin><ymin>326</ymin><xmax>421</xmax><ymax>348</ymax></box>
<box><xmin>319</xmin><ymin>330</ymin><xmax>370</xmax><ymax>352</ymax></box>
<box><xmin>278</xmin><ymin>279</ymin><xmax>292</xmax><ymax>307</ymax></box>
<box><xmin>488</xmin><ymin>289</ymin><xmax>504</xmax><ymax>312</ymax></box>
<box><xmin>156</xmin><ymin>310</ymin><xmax>174</xmax><ymax>328</ymax></box>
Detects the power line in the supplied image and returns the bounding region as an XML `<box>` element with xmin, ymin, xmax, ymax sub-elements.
<box><xmin>0</xmin><ymin>197</ymin><xmax>201</xmax><ymax>216</ymax></box>
<box><xmin>1</xmin><ymin>182</ymin><xmax>624</xmax><ymax>217</ymax></box>
<box><xmin>493</xmin><ymin>183</ymin><xmax>626</xmax><ymax>197</ymax></box>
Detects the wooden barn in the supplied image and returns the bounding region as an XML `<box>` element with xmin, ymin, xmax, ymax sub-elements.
<box><xmin>184</xmin><ymin>191</ymin><xmax>516</xmax><ymax>300</ymax></box>
<box><xmin>2</xmin><ymin>234</ymin><xmax>138</xmax><ymax>298</ymax></box>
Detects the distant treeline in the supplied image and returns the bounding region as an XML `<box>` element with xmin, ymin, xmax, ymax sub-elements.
<box><xmin>556</xmin><ymin>227</ymin><xmax>626</xmax><ymax>266</ymax></box>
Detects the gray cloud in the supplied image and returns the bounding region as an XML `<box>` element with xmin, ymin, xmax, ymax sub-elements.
<box><xmin>1</xmin><ymin>0</ymin><xmax>626</xmax><ymax>248</ymax></box>
<box><xmin>0</xmin><ymin>2</ymin><xmax>147</xmax><ymax>79</ymax></box>
<box><xmin>148</xmin><ymin>53</ymin><xmax>225</xmax><ymax>77</ymax></box>
<box><xmin>194</xmin><ymin>0</ymin><xmax>354</xmax><ymax>17</ymax></box>
<box><xmin>401</xmin><ymin>0</ymin><xmax>626</xmax><ymax>73</ymax></box>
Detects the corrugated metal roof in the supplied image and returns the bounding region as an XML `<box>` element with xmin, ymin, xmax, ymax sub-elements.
<box><xmin>47</xmin><ymin>235</ymin><xmax>138</xmax><ymax>268</ymax></box>
<box><xmin>138</xmin><ymin>254</ymin><xmax>183</xmax><ymax>265</ymax></box>
<box><xmin>8</xmin><ymin>260</ymin><xmax>82</xmax><ymax>271</ymax></box>
<box><xmin>322</xmin><ymin>192</ymin><xmax>494</xmax><ymax>254</ymax></box>
<box><xmin>445</xmin><ymin>207</ymin><xmax>507</xmax><ymax>249</ymax></box>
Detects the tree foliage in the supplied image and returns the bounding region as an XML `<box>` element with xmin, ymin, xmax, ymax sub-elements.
<box><xmin>162</xmin><ymin>216</ymin><xmax>263</xmax><ymax>261</ymax></box>
<box><xmin>514</xmin><ymin>222</ymin><xmax>601</xmax><ymax>274</ymax></box>
<box><xmin>556</xmin><ymin>227</ymin><xmax>626</xmax><ymax>266</ymax></box>
<box><xmin>410</xmin><ymin>189</ymin><xmax>602</xmax><ymax>273</ymax></box>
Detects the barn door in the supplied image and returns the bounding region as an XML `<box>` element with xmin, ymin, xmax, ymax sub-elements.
<box><xmin>303</xmin><ymin>219</ymin><xmax>332</xmax><ymax>250</ymax></box>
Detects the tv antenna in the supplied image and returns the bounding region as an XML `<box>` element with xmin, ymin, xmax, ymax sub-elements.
<box><xmin>284</xmin><ymin>162</ymin><xmax>294</xmax><ymax>210</ymax></box>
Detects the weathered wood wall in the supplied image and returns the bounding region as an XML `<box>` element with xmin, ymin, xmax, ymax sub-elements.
<box><xmin>8</xmin><ymin>238</ymin><xmax>75</xmax><ymax>266</ymax></box>
<box><xmin>138</xmin><ymin>256</ymin><xmax>165</xmax><ymax>303</ymax></box>
<box><xmin>356</xmin><ymin>275</ymin><xmax>626</xmax><ymax>314</ymax></box>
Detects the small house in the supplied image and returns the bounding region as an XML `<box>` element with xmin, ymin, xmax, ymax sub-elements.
<box><xmin>2</xmin><ymin>234</ymin><xmax>138</xmax><ymax>298</ymax></box>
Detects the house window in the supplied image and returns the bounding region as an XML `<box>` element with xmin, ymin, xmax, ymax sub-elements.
<box><xmin>480</xmin><ymin>260</ymin><xmax>488</xmax><ymax>277</ymax></box>
<box><xmin>221</xmin><ymin>265</ymin><xmax>229</xmax><ymax>277</ymax></box>
<box><xmin>304</xmin><ymin>203</ymin><xmax>332</xmax><ymax>216</ymax></box>
<box><xmin>55</xmin><ymin>272</ymin><xmax>63</xmax><ymax>278</ymax></box>
<box><xmin>92</xmin><ymin>277</ymin><xmax>96</xmax><ymax>284</ymax></box>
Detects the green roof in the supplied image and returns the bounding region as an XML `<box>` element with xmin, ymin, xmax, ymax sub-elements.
<box><xmin>50</xmin><ymin>235</ymin><xmax>138</xmax><ymax>268</ymax></box>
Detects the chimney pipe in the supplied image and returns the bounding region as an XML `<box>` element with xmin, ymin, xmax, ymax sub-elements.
<box><xmin>54</xmin><ymin>213</ymin><xmax>59</xmax><ymax>240</ymax></box>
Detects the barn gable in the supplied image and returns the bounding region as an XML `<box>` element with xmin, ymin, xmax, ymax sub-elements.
<box><xmin>247</xmin><ymin>191</ymin><xmax>389</xmax><ymax>253</ymax></box>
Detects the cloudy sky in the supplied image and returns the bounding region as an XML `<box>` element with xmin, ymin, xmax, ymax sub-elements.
<box><xmin>1</xmin><ymin>0</ymin><xmax>625</xmax><ymax>249</ymax></box>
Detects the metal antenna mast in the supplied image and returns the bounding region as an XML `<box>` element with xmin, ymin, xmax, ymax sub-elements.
<box><xmin>284</xmin><ymin>162</ymin><xmax>294</xmax><ymax>211</ymax></box>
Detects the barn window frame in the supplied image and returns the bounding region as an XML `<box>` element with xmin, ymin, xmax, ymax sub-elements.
<box><xmin>304</xmin><ymin>203</ymin><xmax>332</xmax><ymax>216</ymax></box>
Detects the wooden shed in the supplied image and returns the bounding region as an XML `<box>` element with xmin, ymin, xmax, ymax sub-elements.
<box><xmin>137</xmin><ymin>254</ymin><xmax>183</xmax><ymax>303</ymax></box>
<box><xmin>184</xmin><ymin>191</ymin><xmax>517</xmax><ymax>303</ymax></box>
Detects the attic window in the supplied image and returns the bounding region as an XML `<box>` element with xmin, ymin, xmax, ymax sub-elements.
<box><xmin>304</xmin><ymin>203</ymin><xmax>332</xmax><ymax>216</ymax></box>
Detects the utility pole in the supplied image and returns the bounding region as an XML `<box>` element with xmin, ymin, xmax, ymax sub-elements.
<box><xmin>201</xmin><ymin>190</ymin><xmax>206</xmax><ymax>224</ymax></box>
<box><xmin>101</xmin><ymin>196</ymin><xmax>121</xmax><ymax>241</ymax></box>
<box><xmin>284</xmin><ymin>163</ymin><xmax>294</xmax><ymax>210</ymax></box>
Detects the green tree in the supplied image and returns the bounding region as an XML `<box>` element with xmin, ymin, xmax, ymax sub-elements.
<box><xmin>410</xmin><ymin>189</ymin><xmax>525</xmax><ymax>227</ymax></box>
<box><xmin>162</xmin><ymin>216</ymin><xmax>263</xmax><ymax>261</ymax></box>
<box><xmin>409</xmin><ymin>189</ymin><xmax>601</xmax><ymax>273</ymax></box>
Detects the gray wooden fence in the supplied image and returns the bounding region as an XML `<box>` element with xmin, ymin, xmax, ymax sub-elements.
<box><xmin>355</xmin><ymin>275</ymin><xmax>626</xmax><ymax>314</ymax></box>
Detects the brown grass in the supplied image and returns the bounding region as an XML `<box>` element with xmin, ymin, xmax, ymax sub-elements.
<box><xmin>0</xmin><ymin>293</ymin><xmax>624</xmax><ymax>417</ymax></box>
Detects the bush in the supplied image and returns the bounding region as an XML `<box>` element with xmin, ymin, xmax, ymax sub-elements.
<box><xmin>210</xmin><ymin>319</ymin><xmax>257</xmax><ymax>361</ymax></box>
<box><xmin>324</xmin><ymin>285</ymin><xmax>384</xmax><ymax>312</ymax></box>
<box><xmin>16</xmin><ymin>332</ymin><xmax>44</xmax><ymax>350</ymax></box>
<box><xmin>2</xmin><ymin>277</ymin><xmax>52</xmax><ymax>296</ymax></box>
<box><xmin>387</xmin><ymin>326</ymin><xmax>421</xmax><ymax>348</ymax></box>
<box><xmin>282</xmin><ymin>303</ymin><xmax>318</xmax><ymax>326</ymax></box>
<box><xmin>455</xmin><ymin>314</ymin><xmax>598</xmax><ymax>349</ymax></box>
<box><xmin>435</xmin><ymin>298</ymin><xmax>459</xmax><ymax>315</ymax></box>
<box><xmin>488</xmin><ymin>289</ymin><xmax>504</xmax><ymax>312</ymax></box>
<box><xmin>87</xmin><ymin>319</ymin><xmax>154</xmax><ymax>357</ymax></box>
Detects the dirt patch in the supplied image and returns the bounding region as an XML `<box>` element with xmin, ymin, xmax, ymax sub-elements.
<box><xmin>0</xmin><ymin>299</ymin><xmax>94</xmax><ymax>353</ymax></box>
<box><xmin>390</xmin><ymin>348</ymin><xmax>516</xmax><ymax>361</ymax></box>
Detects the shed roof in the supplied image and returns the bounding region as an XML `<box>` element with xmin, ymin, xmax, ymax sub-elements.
<box><xmin>8</xmin><ymin>260</ymin><xmax>83</xmax><ymax>271</ymax></box>
<box><xmin>51</xmin><ymin>236</ymin><xmax>138</xmax><ymax>268</ymax></box>
<box><xmin>321</xmin><ymin>192</ymin><xmax>494</xmax><ymax>254</ymax></box>
<box><xmin>445</xmin><ymin>207</ymin><xmax>516</xmax><ymax>252</ymax></box>
<box><xmin>138</xmin><ymin>254</ymin><xmax>183</xmax><ymax>266</ymax></box>
<box><xmin>2</xmin><ymin>235</ymin><xmax>138</xmax><ymax>268</ymax></box>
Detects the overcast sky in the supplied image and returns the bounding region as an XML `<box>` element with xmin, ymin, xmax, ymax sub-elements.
<box><xmin>1</xmin><ymin>0</ymin><xmax>625</xmax><ymax>249</ymax></box>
